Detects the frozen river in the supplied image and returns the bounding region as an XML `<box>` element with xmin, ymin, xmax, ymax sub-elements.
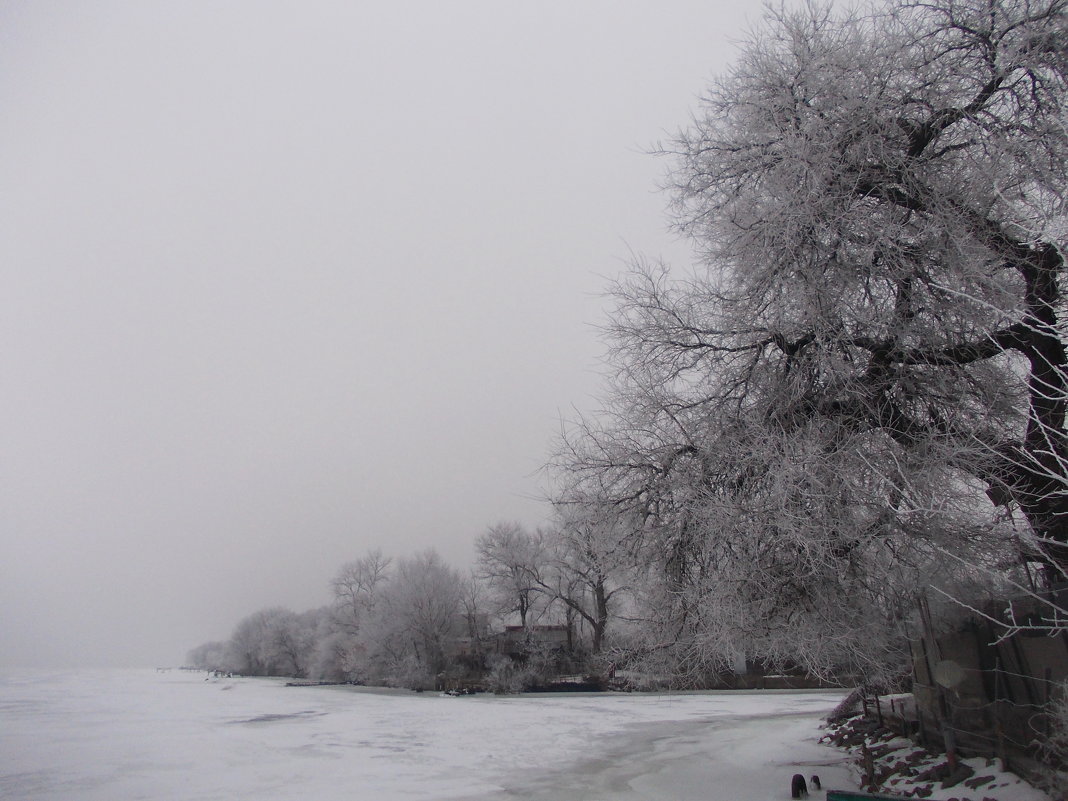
<box><xmin>1</xmin><ymin>669</ymin><xmax>853</xmax><ymax>800</ymax></box>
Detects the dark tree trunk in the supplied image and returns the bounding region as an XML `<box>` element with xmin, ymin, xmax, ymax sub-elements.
<box><xmin>1004</xmin><ymin>243</ymin><xmax>1068</xmax><ymax>575</ymax></box>
<box><xmin>590</xmin><ymin>578</ymin><xmax>609</xmax><ymax>654</ymax></box>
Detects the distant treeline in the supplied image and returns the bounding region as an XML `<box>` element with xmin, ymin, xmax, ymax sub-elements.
<box><xmin>187</xmin><ymin>523</ymin><xmax>631</xmax><ymax>692</ymax></box>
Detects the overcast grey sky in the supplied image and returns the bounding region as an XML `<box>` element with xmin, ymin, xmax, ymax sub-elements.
<box><xmin>1</xmin><ymin>1</ymin><xmax>756</xmax><ymax>668</ymax></box>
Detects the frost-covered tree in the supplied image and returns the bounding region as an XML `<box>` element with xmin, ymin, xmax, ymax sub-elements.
<box><xmin>226</xmin><ymin>607</ymin><xmax>307</xmax><ymax>677</ymax></box>
<box><xmin>302</xmin><ymin>606</ymin><xmax>351</xmax><ymax>681</ymax></box>
<box><xmin>475</xmin><ymin>522</ymin><xmax>548</xmax><ymax>628</ymax></box>
<box><xmin>664</xmin><ymin>0</ymin><xmax>1068</xmax><ymax>572</ymax></box>
<box><xmin>328</xmin><ymin>549</ymin><xmax>393</xmax><ymax>681</ymax></box>
<box><xmin>539</xmin><ymin>505</ymin><xmax>634</xmax><ymax>655</ymax></box>
<box><xmin>558</xmin><ymin>0</ymin><xmax>1068</xmax><ymax>680</ymax></box>
<box><xmin>331</xmin><ymin>549</ymin><xmax>391</xmax><ymax>636</ymax></box>
<box><xmin>354</xmin><ymin>549</ymin><xmax>466</xmax><ymax>686</ymax></box>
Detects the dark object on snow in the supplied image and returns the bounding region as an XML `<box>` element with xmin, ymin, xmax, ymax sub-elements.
<box><xmin>811</xmin><ymin>774</ymin><xmax>821</xmax><ymax>790</ymax></box>
<box><xmin>443</xmin><ymin>686</ymin><xmax>484</xmax><ymax>696</ymax></box>
<box><xmin>791</xmin><ymin>773</ymin><xmax>808</xmax><ymax>798</ymax></box>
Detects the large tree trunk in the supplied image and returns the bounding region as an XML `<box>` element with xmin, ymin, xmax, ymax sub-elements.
<box><xmin>1002</xmin><ymin>243</ymin><xmax>1068</xmax><ymax>576</ymax></box>
<box><xmin>590</xmin><ymin>578</ymin><xmax>609</xmax><ymax>654</ymax></box>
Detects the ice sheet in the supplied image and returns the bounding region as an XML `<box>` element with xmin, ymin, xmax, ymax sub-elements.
<box><xmin>1</xmin><ymin>668</ymin><xmax>854</xmax><ymax>800</ymax></box>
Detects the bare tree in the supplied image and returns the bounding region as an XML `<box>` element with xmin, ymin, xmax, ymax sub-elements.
<box><xmin>331</xmin><ymin>549</ymin><xmax>391</xmax><ymax>635</ymax></box>
<box><xmin>491</xmin><ymin>505</ymin><xmax>635</xmax><ymax>656</ymax></box>
<box><xmin>456</xmin><ymin>571</ymin><xmax>492</xmax><ymax>671</ymax></box>
<box><xmin>475</xmin><ymin>522</ymin><xmax>547</xmax><ymax>627</ymax></box>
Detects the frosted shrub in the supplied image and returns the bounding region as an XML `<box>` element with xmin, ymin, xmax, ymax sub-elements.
<box><xmin>485</xmin><ymin>657</ymin><xmax>529</xmax><ymax>694</ymax></box>
<box><xmin>1040</xmin><ymin>680</ymin><xmax>1068</xmax><ymax>793</ymax></box>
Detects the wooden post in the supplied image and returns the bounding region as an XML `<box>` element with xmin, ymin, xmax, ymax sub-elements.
<box><xmin>1045</xmin><ymin>667</ymin><xmax>1053</xmax><ymax>739</ymax></box>
<box><xmin>1009</xmin><ymin>634</ymin><xmax>1038</xmax><ymax>706</ymax></box>
<box><xmin>943</xmin><ymin>722</ymin><xmax>958</xmax><ymax>771</ymax></box>
<box><xmin>993</xmin><ymin>660</ymin><xmax>1007</xmax><ymax>770</ymax></box>
<box><xmin>860</xmin><ymin>742</ymin><xmax>875</xmax><ymax>791</ymax></box>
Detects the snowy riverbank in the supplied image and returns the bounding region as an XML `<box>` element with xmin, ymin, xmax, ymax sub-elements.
<box><xmin>1</xmin><ymin>668</ymin><xmax>855</xmax><ymax>800</ymax></box>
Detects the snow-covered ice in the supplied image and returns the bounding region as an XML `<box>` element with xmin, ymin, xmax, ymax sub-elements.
<box><xmin>0</xmin><ymin>668</ymin><xmax>855</xmax><ymax>800</ymax></box>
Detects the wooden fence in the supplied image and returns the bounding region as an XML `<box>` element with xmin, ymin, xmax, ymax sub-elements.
<box><xmin>907</xmin><ymin>591</ymin><xmax>1068</xmax><ymax>781</ymax></box>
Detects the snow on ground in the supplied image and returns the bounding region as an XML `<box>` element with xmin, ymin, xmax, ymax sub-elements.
<box><xmin>0</xmin><ymin>668</ymin><xmax>854</xmax><ymax>800</ymax></box>
<box><xmin>828</xmin><ymin>725</ymin><xmax>1055</xmax><ymax>801</ymax></box>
